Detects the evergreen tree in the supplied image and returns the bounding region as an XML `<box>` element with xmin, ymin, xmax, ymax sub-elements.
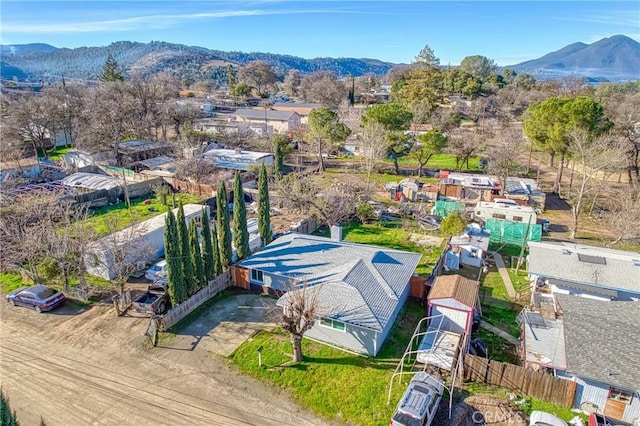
<box><xmin>233</xmin><ymin>173</ymin><xmax>250</xmax><ymax>260</ymax></box>
<box><xmin>274</xmin><ymin>140</ymin><xmax>284</xmax><ymax>178</ymax></box>
<box><xmin>1</xmin><ymin>387</ymin><xmax>20</xmax><ymax>426</ymax></box>
<box><xmin>189</xmin><ymin>220</ymin><xmax>206</xmax><ymax>291</ymax></box>
<box><xmin>164</xmin><ymin>210</ymin><xmax>184</xmax><ymax>305</ymax></box>
<box><xmin>200</xmin><ymin>208</ymin><xmax>215</xmax><ymax>282</ymax></box>
<box><xmin>258</xmin><ymin>164</ymin><xmax>272</xmax><ymax>245</ymax></box>
<box><xmin>211</xmin><ymin>221</ymin><xmax>223</xmax><ymax>276</ymax></box>
<box><xmin>217</xmin><ymin>181</ymin><xmax>233</xmax><ymax>268</ymax></box>
<box><xmin>176</xmin><ymin>203</ymin><xmax>195</xmax><ymax>298</ymax></box>
<box><xmin>100</xmin><ymin>54</ymin><xmax>124</xmax><ymax>82</ymax></box>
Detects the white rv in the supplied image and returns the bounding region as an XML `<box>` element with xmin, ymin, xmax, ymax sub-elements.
<box><xmin>473</xmin><ymin>200</ymin><xmax>537</xmax><ymax>224</ymax></box>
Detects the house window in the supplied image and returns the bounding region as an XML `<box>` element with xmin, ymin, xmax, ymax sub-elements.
<box><xmin>512</xmin><ymin>216</ymin><xmax>523</xmax><ymax>222</ymax></box>
<box><xmin>250</xmin><ymin>269</ymin><xmax>263</xmax><ymax>283</ymax></box>
<box><xmin>493</xmin><ymin>213</ymin><xmax>506</xmax><ymax>219</ymax></box>
<box><xmin>320</xmin><ymin>317</ymin><xmax>346</xmax><ymax>332</ymax></box>
<box><xmin>609</xmin><ymin>388</ymin><xmax>633</xmax><ymax>404</ymax></box>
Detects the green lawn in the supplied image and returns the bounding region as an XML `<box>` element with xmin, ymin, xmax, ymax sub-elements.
<box><xmin>315</xmin><ymin>221</ymin><xmax>443</xmax><ymax>277</ymax></box>
<box><xmin>229</xmin><ymin>299</ymin><xmax>425</xmax><ymax>426</ymax></box>
<box><xmin>0</xmin><ymin>273</ymin><xmax>27</xmax><ymax>293</ymax></box>
<box><xmin>474</xmin><ymin>328</ymin><xmax>519</xmax><ymax>364</ymax></box>
<box><xmin>383</xmin><ymin>153</ymin><xmax>482</xmax><ymax>172</ymax></box>
<box><xmin>83</xmin><ymin>193</ymin><xmax>202</xmax><ymax>236</ymax></box>
<box><xmin>47</xmin><ymin>146</ymin><xmax>77</xmax><ymax>161</ymax></box>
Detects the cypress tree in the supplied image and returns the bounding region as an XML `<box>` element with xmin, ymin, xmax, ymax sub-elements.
<box><xmin>258</xmin><ymin>164</ymin><xmax>272</xmax><ymax>245</ymax></box>
<box><xmin>274</xmin><ymin>140</ymin><xmax>283</xmax><ymax>178</ymax></box>
<box><xmin>233</xmin><ymin>173</ymin><xmax>250</xmax><ymax>260</ymax></box>
<box><xmin>176</xmin><ymin>203</ymin><xmax>195</xmax><ymax>298</ymax></box>
<box><xmin>200</xmin><ymin>208</ymin><xmax>215</xmax><ymax>282</ymax></box>
<box><xmin>217</xmin><ymin>181</ymin><xmax>233</xmax><ymax>268</ymax></box>
<box><xmin>211</xmin><ymin>221</ymin><xmax>222</xmax><ymax>276</ymax></box>
<box><xmin>189</xmin><ymin>219</ymin><xmax>206</xmax><ymax>291</ymax></box>
<box><xmin>1</xmin><ymin>388</ymin><xmax>20</xmax><ymax>426</ymax></box>
<box><xmin>164</xmin><ymin>210</ymin><xmax>184</xmax><ymax>305</ymax></box>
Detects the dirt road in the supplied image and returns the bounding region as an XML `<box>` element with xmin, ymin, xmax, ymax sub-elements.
<box><xmin>0</xmin><ymin>300</ymin><xmax>333</xmax><ymax>426</ymax></box>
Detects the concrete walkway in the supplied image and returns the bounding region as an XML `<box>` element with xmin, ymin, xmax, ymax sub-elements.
<box><xmin>491</xmin><ymin>251</ymin><xmax>517</xmax><ymax>298</ymax></box>
<box><xmin>480</xmin><ymin>321</ymin><xmax>519</xmax><ymax>346</ymax></box>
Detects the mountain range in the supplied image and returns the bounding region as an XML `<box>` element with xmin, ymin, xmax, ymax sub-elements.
<box><xmin>508</xmin><ymin>35</ymin><xmax>639</xmax><ymax>81</ymax></box>
<box><xmin>1</xmin><ymin>35</ymin><xmax>638</xmax><ymax>85</ymax></box>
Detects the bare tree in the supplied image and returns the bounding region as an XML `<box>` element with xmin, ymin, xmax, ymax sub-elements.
<box><xmin>276</xmin><ymin>174</ymin><xmax>360</xmax><ymax>227</ymax></box>
<box><xmin>299</xmin><ymin>71</ymin><xmax>347</xmax><ymax>108</ymax></box>
<box><xmin>283</xmin><ymin>69</ymin><xmax>302</xmax><ymax>98</ymax></box>
<box><xmin>605</xmin><ymin>186</ymin><xmax>640</xmax><ymax>244</ymax></box>
<box><xmin>174</xmin><ymin>158</ymin><xmax>217</xmax><ymax>184</ymax></box>
<box><xmin>86</xmin><ymin>216</ymin><xmax>155</xmax><ymax>294</ymax></box>
<box><xmin>566</xmin><ymin>130</ymin><xmax>627</xmax><ymax>239</ymax></box>
<box><xmin>238</xmin><ymin>61</ymin><xmax>278</xmax><ymax>96</ymax></box>
<box><xmin>357</xmin><ymin>120</ymin><xmax>387</xmax><ymax>191</ymax></box>
<box><xmin>447</xmin><ymin>129</ymin><xmax>483</xmax><ymax>171</ymax></box>
<box><xmin>602</xmin><ymin>92</ymin><xmax>640</xmax><ymax>184</ymax></box>
<box><xmin>279</xmin><ymin>282</ymin><xmax>321</xmax><ymax>362</ymax></box>
<box><xmin>486</xmin><ymin>127</ymin><xmax>526</xmax><ymax>192</ymax></box>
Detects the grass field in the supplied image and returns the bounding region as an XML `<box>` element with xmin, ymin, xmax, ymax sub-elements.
<box><xmin>383</xmin><ymin>153</ymin><xmax>482</xmax><ymax>172</ymax></box>
<box><xmin>46</xmin><ymin>146</ymin><xmax>76</xmax><ymax>161</ymax></box>
<box><xmin>229</xmin><ymin>299</ymin><xmax>425</xmax><ymax>426</ymax></box>
<box><xmin>83</xmin><ymin>193</ymin><xmax>202</xmax><ymax>236</ymax></box>
<box><xmin>315</xmin><ymin>221</ymin><xmax>444</xmax><ymax>277</ymax></box>
<box><xmin>0</xmin><ymin>273</ymin><xmax>27</xmax><ymax>293</ymax></box>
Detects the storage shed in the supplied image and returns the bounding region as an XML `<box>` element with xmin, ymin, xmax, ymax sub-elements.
<box><xmin>427</xmin><ymin>275</ymin><xmax>480</xmax><ymax>344</ymax></box>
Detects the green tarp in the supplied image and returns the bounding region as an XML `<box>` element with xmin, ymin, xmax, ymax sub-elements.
<box><xmin>433</xmin><ymin>201</ymin><xmax>465</xmax><ymax>217</ymax></box>
<box><xmin>486</xmin><ymin>218</ymin><xmax>542</xmax><ymax>247</ymax></box>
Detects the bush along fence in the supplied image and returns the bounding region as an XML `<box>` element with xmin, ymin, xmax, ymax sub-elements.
<box><xmin>159</xmin><ymin>270</ymin><xmax>231</xmax><ymax>331</ymax></box>
<box><xmin>464</xmin><ymin>354</ymin><xmax>576</xmax><ymax>407</ymax></box>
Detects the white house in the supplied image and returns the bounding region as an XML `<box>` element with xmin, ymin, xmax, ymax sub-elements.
<box><xmin>474</xmin><ymin>200</ymin><xmax>538</xmax><ymax>224</ymax></box>
<box><xmin>232</xmin><ymin>108</ymin><xmax>301</xmax><ymax>134</ymax></box>
<box><xmin>201</xmin><ymin>148</ymin><xmax>274</xmax><ymax>172</ymax></box>
<box><xmin>238</xmin><ymin>232</ymin><xmax>422</xmax><ymax>356</ymax></box>
<box><xmin>527</xmin><ymin>241</ymin><xmax>640</xmax><ymax>301</ymax></box>
<box><xmin>85</xmin><ymin>204</ymin><xmax>207</xmax><ymax>280</ymax></box>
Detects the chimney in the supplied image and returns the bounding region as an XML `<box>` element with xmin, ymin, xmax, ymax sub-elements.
<box><xmin>330</xmin><ymin>224</ymin><xmax>342</xmax><ymax>242</ymax></box>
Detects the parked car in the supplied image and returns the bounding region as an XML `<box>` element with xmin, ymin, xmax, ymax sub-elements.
<box><xmin>390</xmin><ymin>372</ymin><xmax>444</xmax><ymax>426</ymax></box>
<box><xmin>145</xmin><ymin>260</ymin><xmax>168</xmax><ymax>281</ymax></box>
<box><xmin>529</xmin><ymin>411</ymin><xmax>568</xmax><ymax>426</ymax></box>
<box><xmin>131</xmin><ymin>283</ymin><xmax>171</xmax><ymax>315</ymax></box>
<box><xmin>416</xmin><ymin>214</ymin><xmax>443</xmax><ymax>230</ymax></box>
<box><xmin>6</xmin><ymin>285</ymin><xmax>66</xmax><ymax>313</ymax></box>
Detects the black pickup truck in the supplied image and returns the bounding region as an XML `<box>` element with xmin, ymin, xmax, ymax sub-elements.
<box><xmin>131</xmin><ymin>283</ymin><xmax>170</xmax><ymax>315</ymax></box>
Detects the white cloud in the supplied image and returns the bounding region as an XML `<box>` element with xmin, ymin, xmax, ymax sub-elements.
<box><xmin>2</xmin><ymin>7</ymin><xmax>343</xmax><ymax>34</ymax></box>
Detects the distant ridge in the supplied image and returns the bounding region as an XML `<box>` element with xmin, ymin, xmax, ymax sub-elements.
<box><xmin>509</xmin><ymin>35</ymin><xmax>640</xmax><ymax>81</ymax></box>
<box><xmin>0</xmin><ymin>40</ymin><xmax>395</xmax><ymax>84</ymax></box>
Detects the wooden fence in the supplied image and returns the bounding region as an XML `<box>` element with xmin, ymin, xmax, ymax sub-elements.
<box><xmin>163</xmin><ymin>177</ymin><xmax>217</xmax><ymax>197</ymax></box>
<box><xmin>159</xmin><ymin>271</ymin><xmax>232</xmax><ymax>331</ymax></box>
<box><xmin>464</xmin><ymin>354</ymin><xmax>576</xmax><ymax>407</ymax></box>
<box><xmin>290</xmin><ymin>216</ymin><xmax>322</xmax><ymax>234</ymax></box>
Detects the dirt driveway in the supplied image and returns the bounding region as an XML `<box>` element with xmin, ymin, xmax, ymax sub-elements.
<box><xmin>0</xmin><ymin>294</ymin><xmax>334</xmax><ymax>426</ymax></box>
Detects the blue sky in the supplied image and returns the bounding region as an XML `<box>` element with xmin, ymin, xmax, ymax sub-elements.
<box><xmin>1</xmin><ymin>1</ymin><xmax>638</xmax><ymax>66</ymax></box>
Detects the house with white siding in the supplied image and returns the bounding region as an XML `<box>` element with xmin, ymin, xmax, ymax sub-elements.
<box><xmin>522</xmin><ymin>296</ymin><xmax>640</xmax><ymax>423</ymax></box>
<box><xmin>238</xmin><ymin>232</ymin><xmax>422</xmax><ymax>356</ymax></box>
<box><xmin>232</xmin><ymin>108</ymin><xmax>301</xmax><ymax>134</ymax></box>
<box><xmin>527</xmin><ymin>241</ymin><xmax>640</xmax><ymax>301</ymax></box>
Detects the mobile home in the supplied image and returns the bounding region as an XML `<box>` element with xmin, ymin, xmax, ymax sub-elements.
<box><xmin>473</xmin><ymin>200</ymin><xmax>537</xmax><ymax>224</ymax></box>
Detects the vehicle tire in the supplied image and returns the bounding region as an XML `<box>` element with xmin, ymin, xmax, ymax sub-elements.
<box><xmin>157</xmin><ymin>301</ymin><xmax>166</xmax><ymax>314</ymax></box>
<box><xmin>35</xmin><ymin>305</ymin><xmax>42</xmax><ymax>313</ymax></box>
<box><xmin>9</xmin><ymin>299</ymin><xmax>15</xmax><ymax>306</ymax></box>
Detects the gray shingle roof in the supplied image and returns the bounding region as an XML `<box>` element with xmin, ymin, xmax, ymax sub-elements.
<box><xmin>242</xmin><ymin>233</ymin><xmax>422</xmax><ymax>332</ymax></box>
<box><xmin>557</xmin><ymin>295</ymin><xmax>640</xmax><ymax>391</ymax></box>
<box><xmin>233</xmin><ymin>108</ymin><xmax>297</xmax><ymax>121</ymax></box>
<box><xmin>528</xmin><ymin>241</ymin><xmax>640</xmax><ymax>296</ymax></box>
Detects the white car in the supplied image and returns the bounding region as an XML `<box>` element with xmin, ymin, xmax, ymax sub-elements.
<box><xmin>529</xmin><ymin>411</ymin><xmax>568</xmax><ymax>426</ymax></box>
<box><xmin>145</xmin><ymin>260</ymin><xmax>167</xmax><ymax>281</ymax></box>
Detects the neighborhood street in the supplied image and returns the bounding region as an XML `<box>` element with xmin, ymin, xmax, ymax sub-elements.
<box><xmin>0</xmin><ymin>299</ymin><xmax>332</xmax><ymax>426</ymax></box>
